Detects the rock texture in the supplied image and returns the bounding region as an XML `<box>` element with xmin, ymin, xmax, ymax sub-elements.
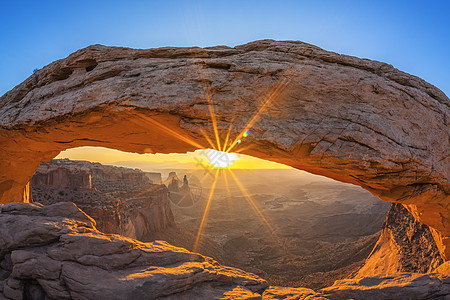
<box><xmin>320</xmin><ymin>273</ymin><xmax>450</xmax><ymax>300</ymax></box>
<box><xmin>30</xmin><ymin>163</ymin><xmax>91</xmax><ymax>189</ymax></box>
<box><xmin>3</xmin><ymin>202</ymin><xmax>450</xmax><ymax>300</ymax></box>
<box><xmin>0</xmin><ymin>202</ymin><xmax>267</xmax><ymax>300</ymax></box>
<box><xmin>356</xmin><ymin>203</ymin><xmax>443</xmax><ymax>277</ymax></box>
<box><xmin>120</xmin><ymin>186</ymin><xmax>175</xmax><ymax>240</ymax></box>
<box><xmin>0</xmin><ymin>40</ymin><xmax>448</xmax><ymax>257</ymax></box>
<box><xmin>31</xmin><ymin>159</ymin><xmax>175</xmax><ymax>240</ymax></box>
<box><xmin>264</xmin><ymin>273</ymin><xmax>450</xmax><ymax>299</ymax></box>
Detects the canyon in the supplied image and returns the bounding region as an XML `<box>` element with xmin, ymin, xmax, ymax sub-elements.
<box><xmin>29</xmin><ymin>159</ymin><xmax>392</xmax><ymax>289</ymax></box>
<box><xmin>170</xmin><ymin>168</ymin><xmax>391</xmax><ymax>289</ymax></box>
<box><xmin>1</xmin><ymin>202</ymin><xmax>450</xmax><ymax>299</ymax></box>
<box><xmin>0</xmin><ymin>40</ymin><xmax>449</xmax><ymax>298</ymax></box>
<box><xmin>31</xmin><ymin>159</ymin><xmax>174</xmax><ymax>239</ymax></box>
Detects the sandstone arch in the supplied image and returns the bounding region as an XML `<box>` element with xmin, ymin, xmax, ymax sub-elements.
<box><xmin>0</xmin><ymin>40</ymin><xmax>449</xmax><ymax>258</ymax></box>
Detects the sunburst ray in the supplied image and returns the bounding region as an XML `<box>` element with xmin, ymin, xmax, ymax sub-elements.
<box><xmin>225</xmin><ymin>66</ymin><xmax>299</xmax><ymax>153</ymax></box>
<box><xmin>228</xmin><ymin>169</ymin><xmax>285</xmax><ymax>250</ymax></box>
<box><xmin>190</xmin><ymin>49</ymin><xmax>222</xmax><ymax>151</ymax></box>
<box><xmin>132</xmin><ymin>114</ymin><xmax>204</xmax><ymax>149</ymax></box>
<box><xmin>199</xmin><ymin>128</ymin><xmax>217</xmax><ymax>150</ymax></box>
<box><xmin>222</xmin><ymin>114</ymin><xmax>237</xmax><ymax>154</ymax></box>
<box><xmin>193</xmin><ymin>169</ymin><xmax>220</xmax><ymax>252</ymax></box>
<box><xmin>223</xmin><ymin>169</ymin><xmax>234</xmax><ymax>217</ymax></box>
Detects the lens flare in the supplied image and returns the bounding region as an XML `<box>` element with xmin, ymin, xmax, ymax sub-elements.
<box><xmin>205</xmin><ymin>149</ymin><xmax>237</xmax><ymax>168</ymax></box>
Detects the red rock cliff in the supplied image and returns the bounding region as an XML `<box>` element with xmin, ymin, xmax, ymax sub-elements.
<box><xmin>30</xmin><ymin>159</ymin><xmax>175</xmax><ymax>240</ymax></box>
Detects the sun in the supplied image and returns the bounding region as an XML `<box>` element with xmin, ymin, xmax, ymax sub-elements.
<box><xmin>205</xmin><ymin>149</ymin><xmax>237</xmax><ymax>168</ymax></box>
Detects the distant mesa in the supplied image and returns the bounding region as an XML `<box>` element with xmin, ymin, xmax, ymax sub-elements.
<box><xmin>31</xmin><ymin>160</ymin><xmax>92</xmax><ymax>189</ymax></box>
<box><xmin>145</xmin><ymin>172</ymin><xmax>162</xmax><ymax>184</ymax></box>
<box><xmin>30</xmin><ymin>159</ymin><xmax>174</xmax><ymax>240</ymax></box>
<box><xmin>166</xmin><ymin>172</ymin><xmax>202</xmax><ymax>207</ymax></box>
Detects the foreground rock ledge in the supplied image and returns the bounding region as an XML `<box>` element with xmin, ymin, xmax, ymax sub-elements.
<box><xmin>0</xmin><ymin>202</ymin><xmax>267</xmax><ymax>299</ymax></box>
<box><xmin>2</xmin><ymin>202</ymin><xmax>450</xmax><ymax>300</ymax></box>
<box><xmin>0</xmin><ymin>40</ymin><xmax>448</xmax><ymax>258</ymax></box>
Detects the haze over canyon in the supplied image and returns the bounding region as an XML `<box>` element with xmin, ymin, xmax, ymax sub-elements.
<box><xmin>0</xmin><ymin>40</ymin><xmax>449</xmax><ymax>299</ymax></box>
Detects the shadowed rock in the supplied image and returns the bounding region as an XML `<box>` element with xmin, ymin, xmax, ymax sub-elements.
<box><xmin>0</xmin><ymin>40</ymin><xmax>448</xmax><ymax>259</ymax></box>
<box><xmin>0</xmin><ymin>203</ymin><xmax>267</xmax><ymax>299</ymax></box>
<box><xmin>2</xmin><ymin>202</ymin><xmax>450</xmax><ymax>299</ymax></box>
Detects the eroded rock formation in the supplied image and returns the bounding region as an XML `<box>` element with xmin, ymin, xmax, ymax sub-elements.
<box><xmin>356</xmin><ymin>203</ymin><xmax>443</xmax><ymax>277</ymax></box>
<box><xmin>0</xmin><ymin>202</ymin><xmax>267</xmax><ymax>299</ymax></box>
<box><xmin>145</xmin><ymin>172</ymin><xmax>162</xmax><ymax>184</ymax></box>
<box><xmin>31</xmin><ymin>159</ymin><xmax>174</xmax><ymax>240</ymax></box>
<box><xmin>2</xmin><ymin>202</ymin><xmax>450</xmax><ymax>299</ymax></box>
<box><xmin>0</xmin><ymin>40</ymin><xmax>448</xmax><ymax>257</ymax></box>
<box><xmin>30</xmin><ymin>161</ymin><xmax>91</xmax><ymax>189</ymax></box>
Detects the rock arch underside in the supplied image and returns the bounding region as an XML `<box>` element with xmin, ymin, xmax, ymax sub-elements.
<box><xmin>0</xmin><ymin>38</ymin><xmax>449</xmax><ymax>271</ymax></box>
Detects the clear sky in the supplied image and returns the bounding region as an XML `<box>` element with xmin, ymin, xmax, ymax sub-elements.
<box><xmin>1</xmin><ymin>0</ymin><xmax>449</xmax><ymax>97</ymax></box>
<box><xmin>2</xmin><ymin>0</ymin><xmax>449</xmax><ymax>168</ymax></box>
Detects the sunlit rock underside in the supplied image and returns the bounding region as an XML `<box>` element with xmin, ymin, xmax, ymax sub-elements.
<box><xmin>0</xmin><ymin>40</ymin><xmax>448</xmax><ymax>258</ymax></box>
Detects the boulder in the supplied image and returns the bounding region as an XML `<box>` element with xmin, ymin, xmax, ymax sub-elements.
<box><xmin>0</xmin><ymin>203</ymin><xmax>267</xmax><ymax>299</ymax></box>
<box><xmin>0</xmin><ymin>40</ymin><xmax>448</xmax><ymax>259</ymax></box>
<box><xmin>264</xmin><ymin>273</ymin><xmax>450</xmax><ymax>299</ymax></box>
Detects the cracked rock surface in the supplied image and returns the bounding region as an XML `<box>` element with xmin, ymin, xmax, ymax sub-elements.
<box><xmin>0</xmin><ymin>202</ymin><xmax>267</xmax><ymax>300</ymax></box>
<box><xmin>0</xmin><ymin>40</ymin><xmax>448</xmax><ymax>257</ymax></box>
<box><xmin>2</xmin><ymin>202</ymin><xmax>450</xmax><ymax>299</ymax></box>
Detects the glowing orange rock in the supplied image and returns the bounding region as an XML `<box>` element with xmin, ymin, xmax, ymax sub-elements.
<box><xmin>0</xmin><ymin>40</ymin><xmax>448</xmax><ymax>259</ymax></box>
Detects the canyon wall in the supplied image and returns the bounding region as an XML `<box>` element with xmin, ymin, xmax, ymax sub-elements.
<box><xmin>0</xmin><ymin>40</ymin><xmax>448</xmax><ymax>259</ymax></box>
<box><xmin>2</xmin><ymin>202</ymin><xmax>450</xmax><ymax>300</ymax></box>
<box><xmin>120</xmin><ymin>185</ymin><xmax>175</xmax><ymax>240</ymax></box>
<box><xmin>30</xmin><ymin>159</ymin><xmax>174</xmax><ymax>240</ymax></box>
<box><xmin>30</xmin><ymin>162</ymin><xmax>91</xmax><ymax>189</ymax></box>
<box><xmin>145</xmin><ymin>172</ymin><xmax>162</xmax><ymax>184</ymax></box>
<box><xmin>356</xmin><ymin>203</ymin><xmax>443</xmax><ymax>277</ymax></box>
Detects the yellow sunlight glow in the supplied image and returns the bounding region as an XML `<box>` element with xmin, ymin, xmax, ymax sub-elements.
<box><xmin>205</xmin><ymin>149</ymin><xmax>237</xmax><ymax>168</ymax></box>
<box><xmin>228</xmin><ymin>169</ymin><xmax>285</xmax><ymax>252</ymax></box>
<box><xmin>193</xmin><ymin>169</ymin><xmax>220</xmax><ymax>252</ymax></box>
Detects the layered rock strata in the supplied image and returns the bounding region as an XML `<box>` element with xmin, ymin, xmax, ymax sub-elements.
<box><xmin>356</xmin><ymin>203</ymin><xmax>443</xmax><ymax>277</ymax></box>
<box><xmin>1</xmin><ymin>203</ymin><xmax>450</xmax><ymax>300</ymax></box>
<box><xmin>30</xmin><ymin>164</ymin><xmax>91</xmax><ymax>190</ymax></box>
<box><xmin>31</xmin><ymin>160</ymin><xmax>174</xmax><ymax>240</ymax></box>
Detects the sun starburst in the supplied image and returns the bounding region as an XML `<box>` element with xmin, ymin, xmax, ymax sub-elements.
<box><xmin>187</xmin><ymin>51</ymin><xmax>312</xmax><ymax>254</ymax></box>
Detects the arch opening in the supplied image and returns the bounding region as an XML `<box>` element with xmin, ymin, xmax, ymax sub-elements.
<box><xmin>29</xmin><ymin>146</ymin><xmax>396</xmax><ymax>288</ymax></box>
<box><xmin>0</xmin><ymin>40</ymin><xmax>448</xmax><ymax>262</ymax></box>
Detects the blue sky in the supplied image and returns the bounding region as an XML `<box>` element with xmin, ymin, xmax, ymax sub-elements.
<box><xmin>0</xmin><ymin>0</ymin><xmax>449</xmax><ymax>97</ymax></box>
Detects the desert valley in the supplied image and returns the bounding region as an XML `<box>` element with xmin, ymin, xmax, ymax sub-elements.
<box><xmin>0</xmin><ymin>37</ymin><xmax>449</xmax><ymax>299</ymax></box>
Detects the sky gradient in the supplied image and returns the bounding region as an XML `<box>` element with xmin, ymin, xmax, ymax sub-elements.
<box><xmin>1</xmin><ymin>0</ymin><xmax>449</xmax><ymax>97</ymax></box>
<box><xmin>55</xmin><ymin>147</ymin><xmax>292</xmax><ymax>169</ymax></box>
